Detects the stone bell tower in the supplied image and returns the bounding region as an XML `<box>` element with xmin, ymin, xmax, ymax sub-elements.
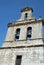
<box><xmin>0</xmin><ymin>7</ymin><xmax>44</xmax><ymax>65</ymax></box>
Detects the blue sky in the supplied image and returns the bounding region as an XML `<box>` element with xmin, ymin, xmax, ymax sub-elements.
<box><xmin>0</xmin><ymin>0</ymin><xmax>44</xmax><ymax>47</ymax></box>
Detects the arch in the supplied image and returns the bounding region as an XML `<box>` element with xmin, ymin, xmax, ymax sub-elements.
<box><xmin>15</xmin><ymin>28</ymin><xmax>20</xmax><ymax>41</ymax></box>
<box><xmin>16</xmin><ymin>28</ymin><xmax>20</xmax><ymax>34</ymax></box>
<box><xmin>27</xmin><ymin>27</ymin><xmax>32</xmax><ymax>40</ymax></box>
<box><xmin>25</xmin><ymin>13</ymin><xmax>28</xmax><ymax>20</ymax></box>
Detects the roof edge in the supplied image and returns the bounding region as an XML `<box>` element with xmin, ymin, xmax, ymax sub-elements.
<box><xmin>21</xmin><ymin>7</ymin><xmax>33</xmax><ymax>12</ymax></box>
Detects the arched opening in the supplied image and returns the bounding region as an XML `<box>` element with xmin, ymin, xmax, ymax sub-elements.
<box><xmin>27</xmin><ymin>27</ymin><xmax>32</xmax><ymax>40</ymax></box>
<box><xmin>15</xmin><ymin>28</ymin><xmax>20</xmax><ymax>41</ymax></box>
<box><xmin>25</xmin><ymin>13</ymin><xmax>28</xmax><ymax>20</ymax></box>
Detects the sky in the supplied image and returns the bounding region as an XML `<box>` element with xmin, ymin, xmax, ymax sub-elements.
<box><xmin>0</xmin><ymin>0</ymin><xmax>44</xmax><ymax>47</ymax></box>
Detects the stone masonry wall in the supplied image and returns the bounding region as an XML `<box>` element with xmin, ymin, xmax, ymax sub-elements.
<box><xmin>0</xmin><ymin>46</ymin><xmax>44</xmax><ymax>65</ymax></box>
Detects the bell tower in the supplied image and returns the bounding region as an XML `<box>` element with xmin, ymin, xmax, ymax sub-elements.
<box><xmin>1</xmin><ymin>7</ymin><xmax>44</xmax><ymax>65</ymax></box>
<box><xmin>17</xmin><ymin>7</ymin><xmax>35</xmax><ymax>21</ymax></box>
<box><xmin>3</xmin><ymin>7</ymin><xmax>43</xmax><ymax>47</ymax></box>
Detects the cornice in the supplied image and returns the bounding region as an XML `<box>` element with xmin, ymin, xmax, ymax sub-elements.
<box><xmin>0</xmin><ymin>44</ymin><xmax>44</xmax><ymax>49</ymax></box>
<box><xmin>8</xmin><ymin>20</ymin><xmax>44</xmax><ymax>27</ymax></box>
<box><xmin>4</xmin><ymin>38</ymin><xmax>43</xmax><ymax>43</ymax></box>
<box><xmin>21</xmin><ymin>7</ymin><xmax>33</xmax><ymax>12</ymax></box>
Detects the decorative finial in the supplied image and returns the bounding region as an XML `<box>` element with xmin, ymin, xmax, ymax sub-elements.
<box><xmin>38</xmin><ymin>15</ymin><xmax>42</xmax><ymax>20</ymax></box>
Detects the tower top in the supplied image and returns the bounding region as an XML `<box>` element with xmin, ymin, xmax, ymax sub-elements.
<box><xmin>21</xmin><ymin>7</ymin><xmax>33</xmax><ymax>12</ymax></box>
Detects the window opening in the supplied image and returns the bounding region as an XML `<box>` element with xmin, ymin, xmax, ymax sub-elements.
<box><xmin>27</xmin><ymin>27</ymin><xmax>32</xmax><ymax>40</ymax></box>
<box><xmin>15</xmin><ymin>28</ymin><xmax>20</xmax><ymax>41</ymax></box>
<box><xmin>25</xmin><ymin>13</ymin><xmax>28</xmax><ymax>21</ymax></box>
<box><xmin>15</xmin><ymin>55</ymin><xmax>22</xmax><ymax>65</ymax></box>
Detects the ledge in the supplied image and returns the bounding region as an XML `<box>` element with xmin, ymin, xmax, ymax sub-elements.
<box><xmin>0</xmin><ymin>44</ymin><xmax>44</xmax><ymax>49</ymax></box>
<box><xmin>8</xmin><ymin>20</ymin><xmax>44</xmax><ymax>27</ymax></box>
<box><xmin>4</xmin><ymin>38</ymin><xmax>43</xmax><ymax>42</ymax></box>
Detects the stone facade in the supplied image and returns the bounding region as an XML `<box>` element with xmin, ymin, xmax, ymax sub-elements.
<box><xmin>0</xmin><ymin>7</ymin><xmax>44</xmax><ymax>65</ymax></box>
<box><xmin>0</xmin><ymin>46</ymin><xmax>44</xmax><ymax>65</ymax></box>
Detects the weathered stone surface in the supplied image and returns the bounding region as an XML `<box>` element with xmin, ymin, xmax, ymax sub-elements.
<box><xmin>0</xmin><ymin>47</ymin><xmax>44</xmax><ymax>65</ymax></box>
<box><xmin>0</xmin><ymin>7</ymin><xmax>44</xmax><ymax>65</ymax></box>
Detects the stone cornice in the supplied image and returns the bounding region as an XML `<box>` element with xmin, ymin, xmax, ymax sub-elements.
<box><xmin>8</xmin><ymin>20</ymin><xmax>44</xmax><ymax>27</ymax></box>
<box><xmin>0</xmin><ymin>45</ymin><xmax>44</xmax><ymax>49</ymax></box>
<box><xmin>21</xmin><ymin>7</ymin><xmax>33</xmax><ymax>12</ymax></box>
<box><xmin>4</xmin><ymin>38</ymin><xmax>43</xmax><ymax>43</ymax></box>
<box><xmin>4</xmin><ymin>41</ymin><xmax>13</xmax><ymax>43</ymax></box>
